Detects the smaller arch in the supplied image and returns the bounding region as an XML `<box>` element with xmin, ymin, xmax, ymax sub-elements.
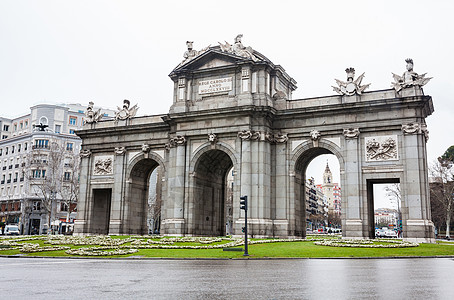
<box><xmin>189</xmin><ymin>142</ymin><xmax>239</xmax><ymax>173</ymax></box>
<box><xmin>127</xmin><ymin>151</ymin><xmax>166</xmax><ymax>181</ymax></box>
<box><xmin>291</xmin><ymin>139</ymin><xmax>345</xmax><ymax>174</ymax></box>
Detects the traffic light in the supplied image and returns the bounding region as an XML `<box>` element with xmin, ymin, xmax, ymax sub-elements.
<box><xmin>240</xmin><ymin>195</ymin><xmax>248</xmax><ymax>211</ymax></box>
<box><xmin>242</xmin><ymin>226</ymin><xmax>245</xmax><ymax>233</ymax></box>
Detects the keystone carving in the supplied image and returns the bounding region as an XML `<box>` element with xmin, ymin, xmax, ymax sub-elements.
<box><xmin>343</xmin><ymin>128</ymin><xmax>360</xmax><ymax>139</ymax></box>
<box><xmin>208</xmin><ymin>133</ymin><xmax>217</xmax><ymax>144</ymax></box>
<box><xmin>141</xmin><ymin>144</ymin><xmax>151</xmax><ymax>153</ymax></box>
<box><xmin>310</xmin><ymin>130</ymin><xmax>321</xmax><ymax>141</ymax></box>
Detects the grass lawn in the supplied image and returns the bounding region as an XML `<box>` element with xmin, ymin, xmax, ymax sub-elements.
<box><xmin>1</xmin><ymin>236</ymin><xmax>453</xmax><ymax>259</ymax></box>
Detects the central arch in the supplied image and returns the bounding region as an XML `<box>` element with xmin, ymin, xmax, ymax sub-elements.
<box><xmin>188</xmin><ymin>148</ymin><xmax>234</xmax><ymax>236</ymax></box>
<box><xmin>291</xmin><ymin>140</ymin><xmax>345</xmax><ymax>238</ymax></box>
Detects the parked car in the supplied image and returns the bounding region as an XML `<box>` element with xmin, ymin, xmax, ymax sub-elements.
<box><xmin>4</xmin><ymin>225</ymin><xmax>20</xmax><ymax>235</ymax></box>
<box><xmin>375</xmin><ymin>228</ymin><xmax>387</xmax><ymax>238</ymax></box>
<box><xmin>384</xmin><ymin>229</ymin><xmax>398</xmax><ymax>238</ymax></box>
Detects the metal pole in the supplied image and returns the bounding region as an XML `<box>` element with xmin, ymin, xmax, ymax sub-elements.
<box><xmin>244</xmin><ymin>204</ymin><xmax>248</xmax><ymax>256</ymax></box>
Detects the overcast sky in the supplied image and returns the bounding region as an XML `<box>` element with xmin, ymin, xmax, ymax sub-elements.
<box><xmin>1</xmin><ymin>0</ymin><xmax>453</xmax><ymax>207</ymax></box>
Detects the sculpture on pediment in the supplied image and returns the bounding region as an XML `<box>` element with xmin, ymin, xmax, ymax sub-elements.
<box><xmin>115</xmin><ymin>99</ymin><xmax>139</xmax><ymax>121</ymax></box>
<box><xmin>219</xmin><ymin>34</ymin><xmax>259</xmax><ymax>62</ymax></box>
<box><xmin>178</xmin><ymin>41</ymin><xmax>210</xmax><ymax>67</ymax></box>
<box><xmin>333</xmin><ymin>68</ymin><xmax>370</xmax><ymax>96</ymax></box>
<box><xmin>94</xmin><ymin>157</ymin><xmax>113</xmax><ymax>175</ymax></box>
<box><xmin>343</xmin><ymin>128</ymin><xmax>360</xmax><ymax>139</ymax></box>
<box><xmin>85</xmin><ymin>101</ymin><xmax>103</xmax><ymax>124</ymax></box>
<box><xmin>392</xmin><ymin>58</ymin><xmax>432</xmax><ymax>92</ymax></box>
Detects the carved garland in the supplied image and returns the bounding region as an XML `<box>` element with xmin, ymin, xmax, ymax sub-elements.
<box><xmin>343</xmin><ymin>128</ymin><xmax>360</xmax><ymax>139</ymax></box>
<box><xmin>237</xmin><ymin>130</ymin><xmax>260</xmax><ymax>141</ymax></box>
<box><xmin>402</xmin><ymin>122</ymin><xmax>429</xmax><ymax>141</ymax></box>
<box><xmin>168</xmin><ymin>136</ymin><xmax>187</xmax><ymax>148</ymax></box>
<box><xmin>265</xmin><ymin>132</ymin><xmax>288</xmax><ymax>144</ymax></box>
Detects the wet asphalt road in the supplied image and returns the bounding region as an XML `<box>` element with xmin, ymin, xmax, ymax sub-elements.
<box><xmin>1</xmin><ymin>257</ymin><xmax>453</xmax><ymax>299</ymax></box>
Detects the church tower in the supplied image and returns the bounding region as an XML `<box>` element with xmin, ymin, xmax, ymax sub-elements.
<box><xmin>322</xmin><ymin>162</ymin><xmax>335</xmax><ymax>213</ymax></box>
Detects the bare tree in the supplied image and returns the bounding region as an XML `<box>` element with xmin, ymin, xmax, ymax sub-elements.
<box><xmin>59</xmin><ymin>151</ymin><xmax>80</xmax><ymax>225</ymax></box>
<box><xmin>429</xmin><ymin>149</ymin><xmax>454</xmax><ymax>239</ymax></box>
<box><xmin>27</xmin><ymin>139</ymin><xmax>80</xmax><ymax>233</ymax></box>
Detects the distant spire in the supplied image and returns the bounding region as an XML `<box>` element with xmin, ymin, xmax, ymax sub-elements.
<box><xmin>325</xmin><ymin>160</ymin><xmax>331</xmax><ymax>173</ymax></box>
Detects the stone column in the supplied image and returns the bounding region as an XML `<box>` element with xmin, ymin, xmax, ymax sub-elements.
<box><xmin>163</xmin><ymin>136</ymin><xmax>186</xmax><ymax>235</ymax></box>
<box><xmin>74</xmin><ymin>150</ymin><xmax>91</xmax><ymax>235</ymax></box>
<box><xmin>342</xmin><ymin>128</ymin><xmax>365</xmax><ymax>238</ymax></box>
<box><xmin>273</xmin><ymin>133</ymin><xmax>289</xmax><ymax>236</ymax></box>
<box><xmin>236</xmin><ymin>131</ymin><xmax>253</xmax><ymax>234</ymax></box>
<box><xmin>109</xmin><ymin>147</ymin><xmax>126</xmax><ymax>234</ymax></box>
<box><xmin>401</xmin><ymin>123</ymin><xmax>435</xmax><ymax>242</ymax></box>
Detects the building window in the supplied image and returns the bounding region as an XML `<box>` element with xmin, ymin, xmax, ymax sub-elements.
<box><xmin>69</xmin><ymin>129</ymin><xmax>75</xmax><ymax>134</ymax></box>
<box><xmin>11</xmin><ymin>145</ymin><xmax>14</xmax><ymax>153</ymax></box>
<box><xmin>2</xmin><ymin>135</ymin><xmax>8</xmax><ymax>139</ymax></box>
<box><xmin>64</xmin><ymin>172</ymin><xmax>71</xmax><ymax>181</ymax></box>
<box><xmin>5</xmin><ymin>147</ymin><xmax>8</xmax><ymax>155</ymax></box>
<box><xmin>14</xmin><ymin>124</ymin><xmax>17</xmax><ymax>131</ymax></box>
<box><xmin>33</xmin><ymin>201</ymin><xmax>41</xmax><ymax>211</ymax></box>
<box><xmin>18</xmin><ymin>144</ymin><xmax>21</xmax><ymax>152</ymax></box>
<box><xmin>32</xmin><ymin>169</ymin><xmax>46</xmax><ymax>178</ymax></box>
<box><xmin>0</xmin><ymin>149</ymin><xmax>2</xmax><ymax>156</ymax></box>
<box><xmin>25</xmin><ymin>120</ymin><xmax>28</xmax><ymax>127</ymax></box>
<box><xmin>20</xmin><ymin>122</ymin><xmax>23</xmax><ymax>129</ymax></box>
<box><xmin>66</xmin><ymin>143</ymin><xmax>73</xmax><ymax>151</ymax></box>
<box><xmin>55</xmin><ymin>124</ymin><xmax>61</xmax><ymax>133</ymax></box>
<box><xmin>60</xmin><ymin>202</ymin><xmax>69</xmax><ymax>211</ymax></box>
<box><xmin>69</xmin><ymin>117</ymin><xmax>77</xmax><ymax>125</ymax></box>
<box><xmin>3</xmin><ymin>125</ymin><xmax>9</xmax><ymax>131</ymax></box>
<box><xmin>34</xmin><ymin>139</ymin><xmax>49</xmax><ymax>149</ymax></box>
<box><xmin>24</xmin><ymin>142</ymin><xmax>28</xmax><ymax>150</ymax></box>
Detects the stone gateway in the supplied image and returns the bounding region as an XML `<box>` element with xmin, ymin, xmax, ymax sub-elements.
<box><xmin>74</xmin><ymin>36</ymin><xmax>435</xmax><ymax>243</ymax></box>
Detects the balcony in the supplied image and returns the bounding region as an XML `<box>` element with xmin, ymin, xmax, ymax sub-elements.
<box><xmin>2</xmin><ymin>166</ymin><xmax>5</xmax><ymax>170</ymax></box>
<box><xmin>0</xmin><ymin>180</ymin><xmax>4</xmax><ymax>184</ymax></box>
<box><xmin>20</xmin><ymin>177</ymin><xmax>24</xmax><ymax>182</ymax></box>
<box><xmin>32</xmin><ymin>145</ymin><xmax>49</xmax><ymax>150</ymax></box>
<box><xmin>21</xmin><ymin>163</ymin><xmax>25</xmax><ymax>167</ymax></box>
<box><xmin>8</xmin><ymin>165</ymin><xmax>12</xmax><ymax>169</ymax></box>
<box><xmin>6</xmin><ymin>179</ymin><xmax>11</xmax><ymax>183</ymax></box>
<box><xmin>13</xmin><ymin>178</ymin><xmax>17</xmax><ymax>183</ymax></box>
<box><xmin>15</xmin><ymin>164</ymin><xmax>19</xmax><ymax>168</ymax></box>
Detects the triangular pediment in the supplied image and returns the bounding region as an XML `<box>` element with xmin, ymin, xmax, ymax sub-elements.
<box><xmin>170</xmin><ymin>47</ymin><xmax>261</xmax><ymax>75</ymax></box>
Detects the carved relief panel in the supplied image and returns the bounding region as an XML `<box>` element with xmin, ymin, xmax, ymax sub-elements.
<box><xmin>365</xmin><ymin>135</ymin><xmax>398</xmax><ymax>162</ymax></box>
